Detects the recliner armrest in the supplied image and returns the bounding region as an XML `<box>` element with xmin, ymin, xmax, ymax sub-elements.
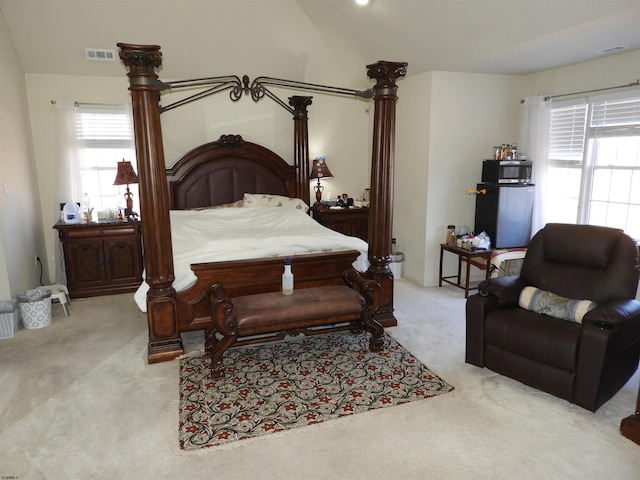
<box><xmin>478</xmin><ymin>275</ymin><xmax>528</xmax><ymax>307</ymax></box>
<box><xmin>582</xmin><ymin>299</ymin><xmax>640</xmax><ymax>329</ymax></box>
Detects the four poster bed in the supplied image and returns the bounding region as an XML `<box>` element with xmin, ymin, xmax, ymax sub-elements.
<box><xmin>118</xmin><ymin>43</ymin><xmax>407</xmax><ymax>363</ymax></box>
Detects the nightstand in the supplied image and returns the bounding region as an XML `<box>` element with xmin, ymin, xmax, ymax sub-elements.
<box><xmin>54</xmin><ymin>220</ymin><xmax>143</xmax><ymax>298</ymax></box>
<box><xmin>311</xmin><ymin>206</ymin><xmax>369</xmax><ymax>241</ymax></box>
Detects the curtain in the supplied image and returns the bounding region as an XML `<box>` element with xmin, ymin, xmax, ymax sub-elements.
<box><xmin>518</xmin><ymin>95</ymin><xmax>551</xmax><ymax>235</ymax></box>
<box><xmin>52</xmin><ymin>100</ymin><xmax>81</xmax><ymax>284</ymax></box>
<box><xmin>53</xmin><ymin>100</ymin><xmax>82</xmax><ymax>210</ymax></box>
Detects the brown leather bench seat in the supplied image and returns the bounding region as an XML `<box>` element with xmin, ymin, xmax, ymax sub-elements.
<box><xmin>205</xmin><ymin>268</ymin><xmax>384</xmax><ymax>378</ymax></box>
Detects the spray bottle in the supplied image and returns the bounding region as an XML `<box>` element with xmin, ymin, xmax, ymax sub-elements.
<box><xmin>282</xmin><ymin>257</ymin><xmax>294</xmax><ymax>295</ymax></box>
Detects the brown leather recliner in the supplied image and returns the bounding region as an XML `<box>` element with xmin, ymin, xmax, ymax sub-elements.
<box><xmin>466</xmin><ymin>223</ymin><xmax>640</xmax><ymax>411</ymax></box>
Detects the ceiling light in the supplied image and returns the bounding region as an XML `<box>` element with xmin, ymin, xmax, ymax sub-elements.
<box><xmin>355</xmin><ymin>0</ymin><xmax>369</xmax><ymax>5</ymax></box>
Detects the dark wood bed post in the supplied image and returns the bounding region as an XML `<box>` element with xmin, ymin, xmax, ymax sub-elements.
<box><xmin>118</xmin><ymin>43</ymin><xmax>183</xmax><ymax>363</ymax></box>
<box><xmin>289</xmin><ymin>96</ymin><xmax>313</xmax><ymax>206</ymax></box>
<box><xmin>366</xmin><ymin>61</ymin><xmax>407</xmax><ymax>326</ymax></box>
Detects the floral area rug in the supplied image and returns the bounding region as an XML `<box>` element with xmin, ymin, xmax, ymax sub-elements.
<box><xmin>179</xmin><ymin>332</ymin><xmax>454</xmax><ymax>450</ymax></box>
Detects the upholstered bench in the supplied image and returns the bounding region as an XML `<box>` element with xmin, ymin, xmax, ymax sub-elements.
<box><xmin>205</xmin><ymin>268</ymin><xmax>384</xmax><ymax>378</ymax></box>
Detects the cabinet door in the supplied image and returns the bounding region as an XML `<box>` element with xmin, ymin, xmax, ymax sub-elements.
<box><xmin>104</xmin><ymin>236</ymin><xmax>143</xmax><ymax>285</ymax></box>
<box><xmin>65</xmin><ymin>238</ymin><xmax>105</xmax><ymax>288</ymax></box>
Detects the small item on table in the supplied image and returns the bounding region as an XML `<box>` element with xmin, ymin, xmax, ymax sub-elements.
<box><xmin>446</xmin><ymin>225</ymin><xmax>456</xmax><ymax>246</ymax></box>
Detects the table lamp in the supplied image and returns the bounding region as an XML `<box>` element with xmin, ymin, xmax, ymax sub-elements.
<box><xmin>309</xmin><ymin>156</ymin><xmax>333</xmax><ymax>205</ymax></box>
<box><xmin>113</xmin><ymin>159</ymin><xmax>139</xmax><ymax>218</ymax></box>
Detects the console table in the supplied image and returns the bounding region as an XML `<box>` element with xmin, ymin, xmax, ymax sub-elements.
<box><xmin>438</xmin><ymin>244</ymin><xmax>493</xmax><ymax>298</ymax></box>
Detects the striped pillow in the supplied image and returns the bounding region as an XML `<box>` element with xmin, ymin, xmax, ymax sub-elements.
<box><xmin>518</xmin><ymin>286</ymin><xmax>596</xmax><ymax>323</ymax></box>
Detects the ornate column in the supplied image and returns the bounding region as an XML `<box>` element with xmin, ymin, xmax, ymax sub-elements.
<box><xmin>289</xmin><ymin>96</ymin><xmax>313</xmax><ymax>206</ymax></box>
<box><xmin>118</xmin><ymin>43</ymin><xmax>182</xmax><ymax>362</ymax></box>
<box><xmin>366</xmin><ymin>61</ymin><xmax>407</xmax><ymax>326</ymax></box>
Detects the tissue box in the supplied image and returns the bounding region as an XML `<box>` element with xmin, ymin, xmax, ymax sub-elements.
<box><xmin>0</xmin><ymin>300</ymin><xmax>19</xmax><ymax>339</ymax></box>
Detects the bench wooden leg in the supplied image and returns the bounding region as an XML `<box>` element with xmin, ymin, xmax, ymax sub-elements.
<box><xmin>361</xmin><ymin>313</ymin><xmax>384</xmax><ymax>352</ymax></box>
<box><xmin>369</xmin><ymin>335</ymin><xmax>384</xmax><ymax>352</ymax></box>
<box><xmin>205</xmin><ymin>326</ymin><xmax>237</xmax><ymax>379</ymax></box>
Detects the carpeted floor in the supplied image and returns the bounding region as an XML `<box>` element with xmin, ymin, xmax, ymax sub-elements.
<box><xmin>179</xmin><ymin>332</ymin><xmax>453</xmax><ymax>450</ymax></box>
<box><xmin>1</xmin><ymin>279</ymin><xmax>639</xmax><ymax>479</ymax></box>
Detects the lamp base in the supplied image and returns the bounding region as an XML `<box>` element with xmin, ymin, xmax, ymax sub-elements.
<box><xmin>314</xmin><ymin>181</ymin><xmax>324</xmax><ymax>204</ymax></box>
<box><xmin>122</xmin><ymin>186</ymin><xmax>138</xmax><ymax>219</ymax></box>
<box><xmin>124</xmin><ymin>186</ymin><xmax>134</xmax><ymax>211</ymax></box>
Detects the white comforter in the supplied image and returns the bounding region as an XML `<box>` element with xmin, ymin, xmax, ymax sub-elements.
<box><xmin>134</xmin><ymin>206</ymin><xmax>369</xmax><ymax>311</ymax></box>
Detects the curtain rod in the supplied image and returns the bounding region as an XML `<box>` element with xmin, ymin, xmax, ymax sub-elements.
<box><xmin>50</xmin><ymin>100</ymin><xmax>117</xmax><ymax>107</ymax></box>
<box><xmin>520</xmin><ymin>79</ymin><xmax>640</xmax><ymax>103</ymax></box>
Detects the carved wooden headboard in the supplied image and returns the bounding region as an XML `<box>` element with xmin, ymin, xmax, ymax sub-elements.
<box><xmin>165</xmin><ymin>135</ymin><xmax>297</xmax><ymax>209</ymax></box>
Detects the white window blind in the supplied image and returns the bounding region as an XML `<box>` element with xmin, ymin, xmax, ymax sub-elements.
<box><xmin>546</xmin><ymin>92</ymin><xmax>640</xmax><ymax>238</ymax></box>
<box><xmin>75</xmin><ymin>105</ymin><xmax>133</xmax><ymax>145</ymax></box>
<box><xmin>591</xmin><ymin>97</ymin><xmax>640</xmax><ymax>131</ymax></box>
<box><xmin>548</xmin><ymin>103</ymin><xmax>587</xmax><ymax>162</ymax></box>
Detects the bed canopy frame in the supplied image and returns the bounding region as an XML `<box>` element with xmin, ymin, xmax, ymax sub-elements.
<box><xmin>118</xmin><ymin>43</ymin><xmax>407</xmax><ymax>363</ymax></box>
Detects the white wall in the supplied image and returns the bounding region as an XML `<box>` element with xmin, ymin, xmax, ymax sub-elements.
<box><xmin>160</xmin><ymin>84</ymin><xmax>372</xmax><ymax>202</ymax></box>
<box><xmin>395</xmin><ymin>72</ymin><xmax>432</xmax><ymax>284</ymax></box>
<box><xmin>25</xmin><ymin>75</ymin><xmax>134</xmax><ymax>282</ymax></box>
<box><xmin>26</xmin><ymin>68</ymin><xmax>372</xmax><ymax>281</ymax></box>
<box><xmin>17</xmin><ymin>26</ymin><xmax>640</xmax><ymax>297</ymax></box>
<box><xmin>0</xmin><ymin>11</ymin><xmax>45</xmax><ymax>298</ymax></box>
<box><xmin>394</xmin><ymin>50</ymin><xmax>640</xmax><ymax>289</ymax></box>
<box><xmin>523</xmin><ymin>50</ymin><xmax>640</xmax><ymax>100</ymax></box>
<box><xmin>395</xmin><ymin>71</ymin><xmax>523</xmax><ymax>286</ymax></box>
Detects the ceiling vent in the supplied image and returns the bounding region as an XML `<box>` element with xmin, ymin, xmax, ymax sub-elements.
<box><xmin>85</xmin><ymin>48</ymin><xmax>116</xmax><ymax>61</ymax></box>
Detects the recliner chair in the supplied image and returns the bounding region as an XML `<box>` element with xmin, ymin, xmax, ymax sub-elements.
<box><xmin>466</xmin><ymin>223</ymin><xmax>640</xmax><ymax>411</ymax></box>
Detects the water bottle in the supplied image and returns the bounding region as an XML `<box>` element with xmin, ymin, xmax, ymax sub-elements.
<box><xmin>62</xmin><ymin>202</ymin><xmax>81</xmax><ymax>224</ymax></box>
<box><xmin>82</xmin><ymin>193</ymin><xmax>90</xmax><ymax>212</ymax></box>
<box><xmin>81</xmin><ymin>193</ymin><xmax>92</xmax><ymax>222</ymax></box>
<box><xmin>282</xmin><ymin>257</ymin><xmax>293</xmax><ymax>295</ymax></box>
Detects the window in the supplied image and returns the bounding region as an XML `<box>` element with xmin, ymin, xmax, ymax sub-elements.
<box><xmin>546</xmin><ymin>93</ymin><xmax>640</xmax><ymax>240</ymax></box>
<box><xmin>74</xmin><ymin>105</ymin><xmax>137</xmax><ymax>218</ymax></box>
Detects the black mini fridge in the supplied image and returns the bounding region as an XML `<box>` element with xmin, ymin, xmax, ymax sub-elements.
<box><xmin>474</xmin><ymin>183</ymin><xmax>534</xmax><ymax>248</ymax></box>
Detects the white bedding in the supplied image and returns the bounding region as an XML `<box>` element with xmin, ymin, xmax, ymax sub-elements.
<box><xmin>134</xmin><ymin>206</ymin><xmax>369</xmax><ymax>311</ymax></box>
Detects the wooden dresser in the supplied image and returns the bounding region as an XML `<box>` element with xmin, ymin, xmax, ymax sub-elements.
<box><xmin>54</xmin><ymin>220</ymin><xmax>143</xmax><ymax>298</ymax></box>
<box><xmin>311</xmin><ymin>206</ymin><xmax>369</xmax><ymax>241</ymax></box>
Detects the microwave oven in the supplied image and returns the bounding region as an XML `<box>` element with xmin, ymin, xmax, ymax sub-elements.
<box><xmin>481</xmin><ymin>160</ymin><xmax>532</xmax><ymax>184</ymax></box>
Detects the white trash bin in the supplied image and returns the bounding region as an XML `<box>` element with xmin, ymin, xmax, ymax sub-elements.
<box><xmin>389</xmin><ymin>251</ymin><xmax>405</xmax><ymax>278</ymax></box>
<box><xmin>17</xmin><ymin>288</ymin><xmax>52</xmax><ymax>329</ymax></box>
<box><xmin>0</xmin><ymin>300</ymin><xmax>19</xmax><ymax>339</ymax></box>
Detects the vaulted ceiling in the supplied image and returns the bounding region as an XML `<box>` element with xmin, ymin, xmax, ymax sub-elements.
<box><xmin>2</xmin><ymin>0</ymin><xmax>639</xmax><ymax>84</ymax></box>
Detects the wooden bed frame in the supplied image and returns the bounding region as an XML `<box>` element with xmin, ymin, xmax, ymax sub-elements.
<box><xmin>118</xmin><ymin>44</ymin><xmax>407</xmax><ymax>363</ymax></box>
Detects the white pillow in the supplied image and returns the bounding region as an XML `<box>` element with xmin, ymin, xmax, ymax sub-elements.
<box><xmin>242</xmin><ymin>193</ymin><xmax>309</xmax><ymax>212</ymax></box>
<box><xmin>188</xmin><ymin>200</ymin><xmax>243</xmax><ymax>210</ymax></box>
<box><xmin>518</xmin><ymin>286</ymin><xmax>596</xmax><ymax>323</ymax></box>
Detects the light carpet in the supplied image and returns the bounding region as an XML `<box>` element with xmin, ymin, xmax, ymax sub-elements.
<box><xmin>179</xmin><ymin>331</ymin><xmax>454</xmax><ymax>450</ymax></box>
<box><xmin>3</xmin><ymin>282</ymin><xmax>639</xmax><ymax>479</ymax></box>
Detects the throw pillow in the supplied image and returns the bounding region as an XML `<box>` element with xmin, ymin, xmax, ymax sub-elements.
<box><xmin>242</xmin><ymin>193</ymin><xmax>309</xmax><ymax>211</ymax></box>
<box><xmin>518</xmin><ymin>286</ymin><xmax>596</xmax><ymax>323</ymax></box>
